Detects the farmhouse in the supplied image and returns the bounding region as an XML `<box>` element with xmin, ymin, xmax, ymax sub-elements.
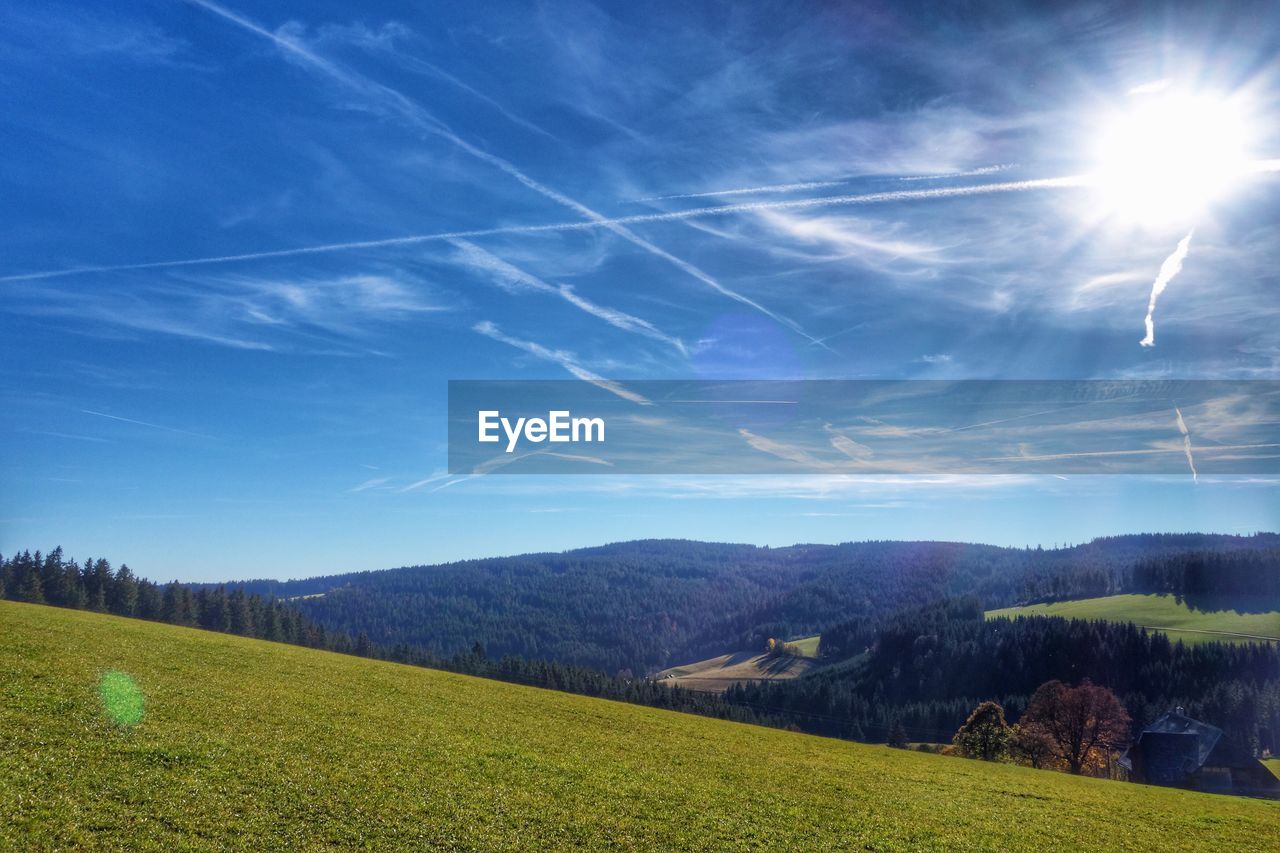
<box><xmin>1119</xmin><ymin>708</ymin><xmax>1280</xmax><ymax>797</ymax></box>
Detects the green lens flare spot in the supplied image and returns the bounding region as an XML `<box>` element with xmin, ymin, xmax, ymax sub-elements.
<box><xmin>99</xmin><ymin>670</ymin><xmax>144</xmax><ymax>727</ymax></box>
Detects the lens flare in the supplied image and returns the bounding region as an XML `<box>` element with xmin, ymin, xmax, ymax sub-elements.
<box><xmin>1092</xmin><ymin>89</ymin><xmax>1252</xmax><ymax>225</ymax></box>
<box><xmin>99</xmin><ymin>670</ymin><xmax>144</xmax><ymax>727</ymax></box>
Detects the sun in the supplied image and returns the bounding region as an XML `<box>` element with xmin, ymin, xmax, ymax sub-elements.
<box><xmin>1091</xmin><ymin>87</ymin><xmax>1253</xmax><ymax>226</ymax></box>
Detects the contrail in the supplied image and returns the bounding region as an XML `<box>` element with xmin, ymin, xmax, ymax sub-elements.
<box><xmin>983</xmin><ymin>443</ymin><xmax>1279</xmax><ymax>462</ymax></box>
<box><xmin>2</xmin><ymin>176</ymin><xmax>1088</xmax><ymax>285</ymax></box>
<box><xmin>555</xmin><ymin>284</ymin><xmax>687</xmax><ymax>356</ymax></box>
<box><xmin>897</xmin><ymin>164</ymin><xmax>1013</xmax><ymax>181</ymax></box>
<box><xmin>1174</xmin><ymin>406</ymin><xmax>1197</xmax><ymax>482</ymax></box>
<box><xmin>472</xmin><ymin>321</ymin><xmax>650</xmax><ymax>405</ymax></box>
<box><xmin>631</xmin><ymin>179</ymin><xmax>850</xmax><ymax>203</ymax></box>
<box><xmin>348</xmin><ymin>476</ymin><xmax>392</xmax><ymax>493</ymax></box>
<box><xmin>824</xmin><ymin>423</ymin><xmax>874</xmax><ymax>460</ymax></box>
<box><xmin>739</xmin><ymin>428</ymin><xmax>832</xmax><ymax>468</ymax></box>
<box><xmin>1139</xmin><ymin>230</ymin><xmax>1194</xmax><ymax>347</ymax></box>
<box><xmin>81</xmin><ymin>409</ymin><xmax>216</xmax><ymax>440</ymax></box>
<box><xmin>631</xmin><ymin>165</ymin><xmax>1012</xmax><ymax>202</ymax></box>
<box><xmin>447</xmin><ymin>239</ymin><xmax>686</xmax><ymax>355</ymax></box>
<box><xmin>395</xmin><ymin>56</ymin><xmax>557</xmax><ymax>141</ymax></box>
<box><xmin>399</xmin><ymin>472</ymin><xmax>451</xmax><ymax>493</ymax></box>
<box><xmin>185</xmin><ymin>1</ymin><xmax>815</xmax><ymax>346</ymax></box>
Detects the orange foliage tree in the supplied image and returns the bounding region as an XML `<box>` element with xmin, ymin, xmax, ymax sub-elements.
<box><xmin>1020</xmin><ymin>679</ymin><xmax>1131</xmax><ymax>775</ymax></box>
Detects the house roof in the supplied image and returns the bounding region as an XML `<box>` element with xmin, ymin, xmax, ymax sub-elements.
<box><xmin>1138</xmin><ymin>711</ymin><xmax>1223</xmax><ymax>766</ymax></box>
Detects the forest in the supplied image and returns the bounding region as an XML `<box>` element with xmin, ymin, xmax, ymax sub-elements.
<box><xmin>0</xmin><ymin>548</ymin><xmax>318</xmax><ymax>647</ymax></box>
<box><xmin>205</xmin><ymin>533</ymin><xmax>1280</xmax><ymax>675</ymax></box>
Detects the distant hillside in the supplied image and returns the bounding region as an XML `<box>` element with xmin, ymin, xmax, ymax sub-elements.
<box><xmin>5</xmin><ymin>601</ymin><xmax>1279</xmax><ymax>849</ymax></box>
<box><xmin>987</xmin><ymin>594</ymin><xmax>1280</xmax><ymax>645</ymax></box>
<box><xmin>208</xmin><ymin>534</ymin><xmax>1280</xmax><ymax>674</ymax></box>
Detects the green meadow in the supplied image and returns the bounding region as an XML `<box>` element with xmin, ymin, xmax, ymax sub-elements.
<box><xmin>3</xmin><ymin>600</ymin><xmax>1279</xmax><ymax>850</ymax></box>
<box><xmin>986</xmin><ymin>593</ymin><xmax>1280</xmax><ymax>645</ymax></box>
<box><xmin>788</xmin><ymin>634</ymin><xmax>821</xmax><ymax>657</ymax></box>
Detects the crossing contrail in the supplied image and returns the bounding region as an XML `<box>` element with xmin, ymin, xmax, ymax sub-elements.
<box><xmin>184</xmin><ymin>0</ymin><xmax>821</xmax><ymax>347</ymax></box>
<box><xmin>1</xmin><ymin>175</ymin><xmax>1089</xmax><ymax>285</ymax></box>
<box><xmin>1139</xmin><ymin>230</ymin><xmax>1194</xmax><ymax>347</ymax></box>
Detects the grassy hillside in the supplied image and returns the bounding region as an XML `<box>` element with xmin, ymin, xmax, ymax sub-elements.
<box><xmin>986</xmin><ymin>594</ymin><xmax>1280</xmax><ymax>645</ymax></box>
<box><xmin>4</xmin><ymin>602</ymin><xmax>1279</xmax><ymax>850</ymax></box>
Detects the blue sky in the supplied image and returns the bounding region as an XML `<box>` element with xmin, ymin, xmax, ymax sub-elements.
<box><xmin>3</xmin><ymin>1</ymin><xmax>1279</xmax><ymax>581</ymax></box>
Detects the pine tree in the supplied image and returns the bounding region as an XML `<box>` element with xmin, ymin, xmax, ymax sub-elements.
<box><xmin>18</xmin><ymin>570</ymin><xmax>45</xmax><ymax>604</ymax></box>
<box><xmin>110</xmin><ymin>565</ymin><xmax>139</xmax><ymax>617</ymax></box>
<box><xmin>229</xmin><ymin>589</ymin><xmax>253</xmax><ymax>636</ymax></box>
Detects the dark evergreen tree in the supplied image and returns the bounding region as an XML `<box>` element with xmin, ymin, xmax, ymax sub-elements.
<box><xmin>109</xmin><ymin>565</ymin><xmax>138</xmax><ymax>617</ymax></box>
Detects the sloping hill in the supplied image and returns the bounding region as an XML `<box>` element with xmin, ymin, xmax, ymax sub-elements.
<box><xmin>4</xmin><ymin>601</ymin><xmax>1279</xmax><ymax>849</ymax></box>
<box><xmin>986</xmin><ymin>594</ymin><xmax>1280</xmax><ymax>645</ymax></box>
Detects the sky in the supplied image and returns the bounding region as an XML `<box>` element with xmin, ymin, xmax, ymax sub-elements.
<box><xmin>3</xmin><ymin>1</ymin><xmax>1279</xmax><ymax>581</ymax></box>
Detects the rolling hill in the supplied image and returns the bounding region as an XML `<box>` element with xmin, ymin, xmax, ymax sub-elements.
<box><xmin>986</xmin><ymin>594</ymin><xmax>1280</xmax><ymax>645</ymax></box>
<box><xmin>4</xmin><ymin>600</ymin><xmax>1280</xmax><ymax>849</ymax></box>
<box><xmin>203</xmin><ymin>534</ymin><xmax>1280</xmax><ymax>674</ymax></box>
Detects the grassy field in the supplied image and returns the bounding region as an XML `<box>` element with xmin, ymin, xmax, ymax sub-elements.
<box><xmin>986</xmin><ymin>594</ymin><xmax>1280</xmax><ymax>645</ymax></box>
<box><xmin>654</xmin><ymin>649</ymin><xmax>818</xmax><ymax>692</ymax></box>
<box><xmin>655</xmin><ymin>636</ymin><xmax>821</xmax><ymax>692</ymax></box>
<box><xmin>788</xmin><ymin>634</ymin><xmax>821</xmax><ymax>657</ymax></box>
<box><xmin>654</xmin><ymin>636</ymin><xmax>821</xmax><ymax>691</ymax></box>
<box><xmin>4</xmin><ymin>602</ymin><xmax>1279</xmax><ymax>850</ymax></box>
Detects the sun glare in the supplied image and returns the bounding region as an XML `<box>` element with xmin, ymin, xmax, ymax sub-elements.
<box><xmin>1092</xmin><ymin>88</ymin><xmax>1252</xmax><ymax>226</ymax></box>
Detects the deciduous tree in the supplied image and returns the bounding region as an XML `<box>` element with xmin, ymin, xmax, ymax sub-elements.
<box><xmin>1021</xmin><ymin>680</ymin><xmax>1130</xmax><ymax>774</ymax></box>
<box><xmin>953</xmin><ymin>700</ymin><xmax>1012</xmax><ymax>761</ymax></box>
<box><xmin>1010</xmin><ymin>722</ymin><xmax>1058</xmax><ymax>769</ymax></box>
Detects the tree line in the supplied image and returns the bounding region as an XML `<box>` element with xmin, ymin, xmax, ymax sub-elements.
<box><xmin>0</xmin><ymin>549</ymin><xmax>325</xmax><ymax>647</ymax></box>
<box><xmin>200</xmin><ymin>534</ymin><xmax>1280</xmax><ymax>675</ymax></box>
<box><xmin>1131</xmin><ymin>549</ymin><xmax>1280</xmax><ymax>607</ymax></box>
